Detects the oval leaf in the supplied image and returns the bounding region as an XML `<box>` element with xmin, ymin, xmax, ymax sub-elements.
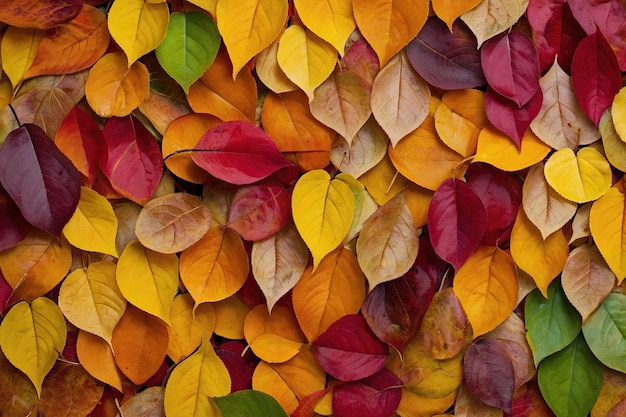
<box><xmin>293</xmin><ymin>0</ymin><xmax>355</xmax><ymax>54</ymax></box>
<box><xmin>590</xmin><ymin>186</ymin><xmax>626</xmax><ymax>283</ymax></box>
<box><xmin>330</xmin><ymin>117</ymin><xmax>388</xmax><ymax>179</ymax></box>
<box><xmin>214</xmin><ymin>390</ymin><xmax>289</xmax><ymax>417</ymax></box>
<box><xmin>582</xmin><ymin>292</ymin><xmax>626</xmax><ymax>373</ymax></box>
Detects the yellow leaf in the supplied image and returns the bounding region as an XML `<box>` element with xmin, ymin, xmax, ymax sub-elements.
<box><xmin>359</xmin><ymin>154</ymin><xmax>409</xmax><ymax>206</ymax></box>
<box><xmin>58</xmin><ymin>260</ymin><xmax>126</xmax><ymax>347</ymax></box>
<box><xmin>544</xmin><ymin>147</ymin><xmax>612</xmax><ymax>203</ymax></box>
<box><xmin>116</xmin><ymin>240</ymin><xmax>179</xmax><ymax>324</ymax></box>
<box><xmin>107</xmin><ymin>0</ymin><xmax>169</xmax><ymax>65</ymax></box>
<box><xmin>453</xmin><ymin>246</ymin><xmax>518</xmax><ymax>337</ymax></box>
<box><xmin>164</xmin><ymin>338</ymin><xmax>230</xmax><ymax>417</ymax></box>
<box><xmin>188</xmin><ymin>0</ymin><xmax>217</xmax><ymax>17</ymax></box>
<box><xmin>590</xmin><ymin>186</ymin><xmax>626</xmax><ymax>283</ymax></box>
<box><xmin>510</xmin><ymin>209</ymin><xmax>568</xmax><ymax>296</ymax></box>
<box><xmin>180</xmin><ymin>226</ymin><xmax>250</xmax><ymax>305</ymax></box>
<box><xmin>473</xmin><ymin>125</ymin><xmax>551</xmax><ymax>172</ymax></box>
<box><xmin>256</xmin><ymin>34</ymin><xmax>299</xmax><ymax>94</ymax></box>
<box><xmin>213</xmin><ymin>295</ymin><xmax>250</xmax><ymax>340</ymax></box>
<box><xmin>85</xmin><ymin>52</ymin><xmax>149</xmax><ymax>118</ymax></box>
<box><xmin>353</xmin><ymin>0</ymin><xmax>428</xmax><ymax>67</ymax></box>
<box><xmin>432</xmin><ymin>0</ymin><xmax>481</xmax><ymax>30</ymax></box>
<box><xmin>1</xmin><ymin>26</ymin><xmax>43</xmax><ymax>87</ymax></box>
<box><xmin>76</xmin><ymin>331</ymin><xmax>124</xmax><ymax>392</ymax></box>
<box><xmin>612</xmin><ymin>87</ymin><xmax>626</xmax><ymax>143</ymax></box>
<box><xmin>398</xmin><ymin>345</ymin><xmax>464</xmax><ymax>398</ymax></box>
<box><xmin>292</xmin><ymin>169</ymin><xmax>355</xmax><ymax>269</ymax></box>
<box><xmin>62</xmin><ymin>187</ymin><xmax>118</xmax><ymax>257</ymax></box>
<box><xmin>600</xmin><ymin>109</ymin><xmax>626</xmax><ymax>172</ymax></box>
<box><xmin>277</xmin><ymin>25</ymin><xmax>337</xmax><ymax>99</ymax></box>
<box><xmin>460</xmin><ymin>0</ymin><xmax>529</xmax><ymax>47</ymax></box>
<box><xmin>397</xmin><ymin>389</ymin><xmax>457</xmax><ymax>417</ymax></box>
<box><xmin>0</xmin><ymin>298</ymin><xmax>66</xmax><ymax>396</ymax></box>
<box><xmin>356</xmin><ymin>194</ymin><xmax>419</xmax><ymax>289</ymax></box>
<box><xmin>0</xmin><ymin>73</ymin><xmax>13</xmax><ymax>110</ymax></box>
<box><xmin>404</xmin><ymin>183</ymin><xmax>434</xmax><ymax>229</ymax></box>
<box><xmin>294</xmin><ymin>0</ymin><xmax>355</xmax><ymax>54</ymax></box>
<box><xmin>435</xmin><ymin>89</ymin><xmax>487</xmax><ymax>157</ymax></box>
<box><xmin>292</xmin><ymin>248</ymin><xmax>366</xmax><ymax>342</ymax></box>
<box><xmin>217</xmin><ymin>0</ymin><xmax>287</xmax><ymax>79</ymax></box>
<box><xmin>168</xmin><ymin>293</ymin><xmax>216</xmax><ymax>363</ymax></box>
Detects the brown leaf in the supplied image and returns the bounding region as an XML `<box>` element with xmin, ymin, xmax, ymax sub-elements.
<box><xmin>0</xmin><ymin>349</ymin><xmax>38</xmax><ymax>417</ymax></box>
<box><xmin>39</xmin><ymin>362</ymin><xmax>104</xmax><ymax>417</ymax></box>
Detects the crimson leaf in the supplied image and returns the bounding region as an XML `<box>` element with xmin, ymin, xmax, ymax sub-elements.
<box><xmin>332</xmin><ymin>368</ymin><xmax>402</xmax><ymax>417</ymax></box>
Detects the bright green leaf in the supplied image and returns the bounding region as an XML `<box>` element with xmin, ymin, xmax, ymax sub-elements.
<box><xmin>214</xmin><ymin>389</ymin><xmax>289</xmax><ymax>417</ymax></box>
<box><xmin>582</xmin><ymin>292</ymin><xmax>626</xmax><ymax>373</ymax></box>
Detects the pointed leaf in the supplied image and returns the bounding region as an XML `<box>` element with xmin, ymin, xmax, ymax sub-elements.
<box><xmin>485</xmin><ymin>86</ymin><xmax>543</xmax><ymax>148</ymax></box>
<box><xmin>0</xmin><ymin>124</ymin><xmax>80</xmax><ymax>235</ymax></box>
<box><xmin>590</xmin><ymin>186</ymin><xmax>626</xmax><ymax>283</ymax></box>
<box><xmin>0</xmin><ymin>349</ymin><xmax>39</xmax><ymax>417</ymax></box>
<box><xmin>612</xmin><ymin>87</ymin><xmax>626</xmax><ymax>142</ymax></box>
<box><xmin>0</xmin><ymin>0</ymin><xmax>81</xmax><ymax>30</ymax></box>
<box><xmin>1</xmin><ymin>27</ymin><xmax>43</xmax><ymax>88</ymax></box>
<box><xmin>214</xmin><ymin>390</ymin><xmax>289</xmax><ymax>417</ymax></box>
<box><xmin>107</xmin><ymin>0</ymin><xmax>169</xmax><ymax>65</ymax></box>
<box><xmin>332</xmin><ymin>368</ymin><xmax>402</xmax><ymax>417</ymax></box>
<box><xmin>167</xmin><ymin>293</ymin><xmax>216</xmax><ymax>363</ymax></box>
<box><xmin>292</xmin><ymin>248</ymin><xmax>366</xmax><ymax>342</ymax></box>
<box><xmin>155</xmin><ymin>11</ymin><xmax>220</xmax><ymax>93</ymax></box>
<box><xmin>116</xmin><ymin>386</ymin><xmax>165</xmax><ymax>417</ymax></box>
<box><xmin>460</xmin><ymin>0</ymin><xmax>529</xmax><ymax>47</ymax></box>
<box><xmin>256</xmin><ymin>35</ymin><xmax>299</xmax><ymax>94</ymax></box>
<box><xmin>352</xmin><ymin>0</ymin><xmax>428</xmax><ymax>67</ymax></box>
<box><xmin>58</xmin><ymin>260</ymin><xmax>126</xmax><ymax>346</ymax></box>
<box><xmin>0</xmin><ymin>188</ymin><xmax>29</xmax><ymax>252</ymax></box>
<box><xmin>330</xmin><ymin>117</ymin><xmax>388</xmax><ymax>178</ymax></box>
<box><xmin>601</xmin><ymin>107</ymin><xmax>626</xmax><ymax>173</ymax></box>
<box><xmin>435</xmin><ymin>89</ymin><xmax>487</xmax><ymax>157</ymax></box>
<box><xmin>359</xmin><ymin>154</ymin><xmax>409</xmax><ymax>205</ymax></box>
<box><xmin>0</xmin><ymin>298</ymin><xmax>66</xmax><ymax>396</ymax></box>
<box><xmin>432</xmin><ymin>0</ymin><xmax>481</xmax><ymax>30</ymax></box>
<box><xmin>294</xmin><ymin>0</ymin><xmax>355</xmax><ymax>54</ymax></box>
<box><xmin>77</xmin><ymin>332</ymin><xmax>124</xmax><ymax>392</ymax></box>
<box><xmin>453</xmin><ymin>246</ymin><xmax>518</xmax><ymax>337</ymax></box>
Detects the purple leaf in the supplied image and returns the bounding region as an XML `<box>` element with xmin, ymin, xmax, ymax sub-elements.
<box><xmin>332</xmin><ymin>368</ymin><xmax>402</xmax><ymax>417</ymax></box>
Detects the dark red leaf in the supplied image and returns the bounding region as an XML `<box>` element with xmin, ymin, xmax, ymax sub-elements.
<box><xmin>406</xmin><ymin>17</ymin><xmax>485</xmax><ymax>90</ymax></box>
<box><xmin>415</xmin><ymin>235</ymin><xmax>449</xmax><ymax>287</ymax></box>
<box><xmin>428</xmin><ymin>178</ymin><xmax>487</xmax><ymax>270</ymax></box>
<box><xmin>504</xmin><ymin>382</ymin><xmax>556</xmax><ymax>417</ymax></box>
<box><xmin>568</xmin><ymin>0</ymin><xmax>626</xmax><ymax>70</ymax></box>
<box><xmin>192</xmin><ymin>120</ymin><xmax>294</xmax><ymax>185</ymax></box>
<box><xmin>464</xmin><ymin>338</ymin><xmax>515</xmax><ymax>414</ymax></box>
<box><xmin>467</xmin><ymin>163</ymin><xmax>523</xmax><ymax>246</ymax></box>
<box><xmin>485</xmin><ymin>87</ymin><xmax>543</xmax><ymax>149</ymax></box>
<box><xmin>102</xmin><ymin>116</ymin><xmax>163</xmax><ymax>205</ymax></box>
<box><xmin>481</xmin><ymin>31</ymin><xmax>540</xmax><ymax>107</ymax></box>
<box><xmin>312</xmin><ymin>314</ymin><xmax>388</xmax><ymax>382</ymax></box>
<box><xmin>0</xmin><ymin>186</ymin><xmax>29</xmax><ymax>252</ymax></box>
<box><xmin>144</xmin><ymin>359</ymin><xmax>169</xmax><ymax>387</ymax></box>
<box><xmin>227</xmin><ymin>182</ymin><xmax>291</xmax><ymax>241</ymax></box>
<box><xmin>571</xmin><ymin>30</ymin><xmax>622</xmax><ymax>126</ymax></box>
<box><xmin>362</xmin><ymin>260</ymin><xmax>437</xmax><ymax>353</ymax></box>
<box><xmin>62</xmin><ymin>330</ymin><xmax>79</xmax><ymax>363</ymax></box>
<box><xmin>0</xmin><ymin>272</ymin><xmax>12</xmax><ymax>311</ymax></box>
<box><xmin>0</xmin><ymin>124</ymin><xmax>80</xmax><ymax>236</ymax></box>
<box><xmin>214</xmin><ymin>341</ymin><xmax>258</xmax><ymax>392</ymax></box>
<box><xmin>332</xmin><ymin>368</ymin><xmax>402</xmax><ymax>417</ymax></box>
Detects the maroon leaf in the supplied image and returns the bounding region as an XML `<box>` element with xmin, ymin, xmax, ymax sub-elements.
<box><xmin>571</xmin><ymin>30</ymin><xmax>622</xmax><ymax>126</ymax></box>
<box><xmin>312</xmin><ymin>314</ymin><xmax>388</xmax><ymax>382</ymax></box>
<box><xmin>102</xmin><ymin>116</ymin><xmax>163</xmax><ymax>205</ymax></box>
<box><xmin>192</xmin><ymin>120</ymin><xmax>294</xmax><ymax>185</ymax></box>
<box><xmin>406</xmin><ymin>17</ymin><xmax>485</xmax><ymax>90</ymax></box>
<box><xmin>227</xmin><ymin>182</ymin><xmax>291</xmax><ymax>241</ymax></box>
<box><xmin>504</xmin><ymin>382</ymin><xmax>555</xmax><ymax>417</ymax></box>
<box><xmin>0</xmin><ymin>186</ymin><xmax>29</xmax><ymax>251</ymax></box>
<box><xmin>341</xmin><ymin>38</ymin><xmax>380</xmax><ymax>87</ymax></box>
<box><xmin>0</xmin><ymin>124</ymin><xmax>80</xmax><ymax>236</ymax></box>
<box><xmin>0</xmin><ymin>272</ymin><xmax>12</xmax><ymax>310</ymax></box>
<box><xmin>362</xmin><ymin>259</ymin><xmax>437</xmax><ymax>353</ymax></box>
<box><xmin>466</xmin><ymin>163</ymin><xmax>523</xmax><ymax>246</ymax></box>
<box><xmin>214</xmin><ymin>341</ymin><xmax>258</xmax><ymax>392</ymax></box>
<box><xmin>415</xmin><ymin>235</ymin><xmax>449</xmax><ymax>287</ymax></box>
<box><xmin>464</xmin><ymin>338</ymin><xmax>515</xmax><ymax>414</ymax></box>
<box><xmin>428</xmin><ymin>178</ymin><xmax>487</xmax><ymax>270</ymax></box>
<box><xmin>332</xmin><ymin>368</ymin><xmax>402</xmax><ymax>417</ymax></box>
<box><xmin>568</xmin><ymin>0</ymin><xmax>626</xmax><ymax>70</ymax></box>
<box><xmin>485</xmin><ymin>87</ymin><xmax>543</xmax><ymax>149</ymax></box>
<box><xmin>481</xmin><ymin>31</ymin><xmax>540</xmax><ymax>107</ymax></box>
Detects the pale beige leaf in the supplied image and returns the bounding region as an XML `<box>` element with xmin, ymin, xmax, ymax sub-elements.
<box><xmin>570</xmin><ymin>203</ymin><xmax>592</xmax><ymax>245</ymax></box>
<box><xmin>460</xmin><ymin>0</ymin><xmax>529</xmax><ymax>47</ymax></box>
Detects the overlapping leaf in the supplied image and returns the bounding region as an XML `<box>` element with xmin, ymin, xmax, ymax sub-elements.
<box><xmin>460</xmin><ymin>0</ymin><xmax>529</xmax><ymax>47</ymax></box>
<box><xmin>293</xmin><ymin>0</ymin><xmax>355</xmax><ymax>54</ymax></box>
<box><xmin>590</xmin><ymin>186</ymin><xmax>626</xmax><ymax>283</ymax></box>
<box><xmin>0</xmin><ymin>0</ymin><xmax>81</xmax><ymax>30</ymax></box>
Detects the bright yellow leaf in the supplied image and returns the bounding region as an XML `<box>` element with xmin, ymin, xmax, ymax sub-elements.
<box><xmin>294</xmin><ymin>0</ymin><xmax>355</xmax><ymax>54</ymax></box>
<box><xmin>256</xmin><ymin>34</ymin><xmax>299</xmax><ymax>94</ymax></box>
<box><xmin>600</xmin><ymin>110</ymin><xmax>626</xmax><ymax>172</ymax></box>
<box><xmin>217</xmin><ymin>0</ymin><xmax>287</xmax><ymax>79</ymax></box>
<box><xmin>353</xmin><ymin>0</ymin><xmax>428</xmax><ymax>67</ymax></box>
<box><xmin>473</xmin><ymin>125</ymin><xmax>551</xmax><ymax>172</ymax></box>
<box><xmin>435</xmin><ymin>89</ymin><xmax>487</xmax><ymax>158</ymax></box>
<box><xmin>164</xmin><ymin>338</ymin><xmax>229</xmax><ymax>417</ymax></box>
<box><xmin>544</xmin><ymin>147</ymin><xmax>612</xmax><ymax>203</ymax></box>
<box><xmin>432</xmin><ymin>0</ymin><xmax>482</xmax><ymax>30</ymax></box>
<box><xmin>359</xmin><ymin>154</ymin><xmax>409</xmax><ymax>205</ymax></box>
<box><xmin>58</xmin><ymin>260</ymin><xmax>126</xmax><ymax>347</ymax></box>
<box><xmin>277</xmin><ymin>25</ymin><xmax>338</xmax><ymax>99</ymax></box>
<box><xmin>107</xmin><ymin>0</ymin><xmax>169</xmax><ymax>65</ymax></box>
<box><xmin>0</xmin><ymin>298</ymin><xmax>66</xmax><ymax>396</ymax></box>
<box><xmin>62</xmin><ymin>186</ymin><xmax>118</xmax><ymax>257</ymax></box>
<box><xmin>1</xmin><ymin>26</ymin><xmax>43</xmax><ymax>87</ymax></box>
<box><xmin>168</xmin><ymin>293</ymin><xmax>216</xmax><ymax>363</ymax></box>
<box><xmin>76</xmin><ymin>331</ymin><xmax>124</xmax><ymax>392</ymax></box>
<box><xmin>398</xmin><ymin>345</ymin><xmax>464</xmax><ymax>398</ymax></box>
<box><xmin>612</xmin><ymin>87</ymin><xmax>626</xmax><ymax>143</ymax></box>
<box><xmin>590</xmin><ymin>186</ymin><xmax>626</xmax><ymax>284</ymax></box>
<box><xmin>188</xmin><ymin>0</ymin><xmax>217</xmax><ymax>17</ymax></box>
<box><xmin>397</xmin><ymin>388</ymin><xmax>457</xmax><ymax>417</ymax></box>
<box><xmin>292</xmin><ymin>169</ymin><xmax>355</xmax><ymax>269</ymax></box>
<box><xmin>85</xmin><ymin>52</ymin><xmax>149</xmax><ymax>118</ymax></box>
<box><xmin>453</xmin><ymin>246</ymin><xmax>518</xmax><ymax>337</ymax></box>
<box><xmin>212</xmin><ymin>295</ymin><xmax>250</xmax><ymax>340</ymax></box>
<box><xmin>116</xmin><ymin>240</ymin><xmax>179</xmax><ymax>324</ymax></box>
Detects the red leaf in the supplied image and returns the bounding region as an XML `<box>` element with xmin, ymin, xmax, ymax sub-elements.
<box><xmin>0</xmin><ymin>186</ymin><xmax>29</xmax><ymax>252</ymax></box>
<box><xmin>481</xmin><ymin>31</ymin><xmax>540</xmax><ymax>107</ymax></box>
<box><xmin>415</xmin><ymin>235</ymin><xmax>449</xmax><ymax>286</ymax></box>
<box><xmin>485</xmin><ymin>87</ymin><xmax>543</xmax><ymax>149</ymax></box>
<box><xmin>102</xmin><ymin>116</ymin><xmax>163</xmax><ymax>205</ymax></box>
<box><xmin>362</xmin><ymin>259</ymin><xmax>437</xmax><ymax>353</ymax></box>
<box><xmin>467</xmin><ymin>163</ymin><xmax>523</xmax><ymax>246</ymax></box>
<box><xmin>406</xmin><ymin>17</ymin><xmax>485</xmax><ymax>90</ymax></box>
<box><xmin>464</xmin><ymin>338</ymin><xmax>515</xmax><ymax>414</ymax></box>
<box><xmin>428</xmin><ymin>178</ymin><xmax>487</xmax><ymax>270</ymax></box>
<box><xmin>291</xmin><ymin>388</ymin><xmax>331</xmax><ymax>417</ymax></box>
<box><xmin>0</xmin><ymin>124</ymin><xmax>80</xmax><ymax>236</ymax></box>
<box><xmin>192</xmin><ymin>120</ymin><xmax>294</xmax><ymax>185</ymax></box>
<box><xmin>332</xmin><ymin>368</ymin><xmax>402</xmax><ymax>417</ymax></box>
<box><xmin>0</xmin><ymin>272</ymin><xmax>12</xmax><ymax>311</ymax></box>
<box><xmin>341</xmin><ymin>39</ymin><xmax>380</xmax><ymax>86</ymax></box>
<box><xmin>227</xmin><ymin>182</ymin><xmax>292</xmax><ymax>241</ymax></box>
<box><xmin>504</xmin><ymin>382</ymin><xmax>556</xmax><ymax>417</ymax></box>
<box><xmin>214</xmin><ymin>341</ymin><xmax>258</xmax><ymax>392</ymax></box>
<box><xmin>312</xmin><ymin>314</ymin><xmax>388</xmax><ymax>382</ymax></box>
<box><xmin>571</xmin><ymin>30</ymin><xmax>622</xmax><ymax>126</ymax></box>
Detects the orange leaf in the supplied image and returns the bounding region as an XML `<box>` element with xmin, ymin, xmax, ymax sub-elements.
<box><xmin>179</xmin><ymin>226</ymin><xmax>250</xmax><ymax>305</ymax></box>
<box><xmin>435</xmin><ymin>89</ymin><xmax>487</xmax><ymax>158</ymax></box>
<box><xmin>111</xmin><ymin>305</ymin><xmax>169</xmax><ymax>385</ymax></box>
<box><xmin>0</xmin><ymin>0</ymin><xmax>81</xmax><ymax>30</ymax></box>
<box><xmin>187</xmin><ymin>50</ymin><xmax>257</xmax><ymax>122</ymax></box>
<box><xmin>359</xmin><ymin>154</ymin><xmax>409</xmax><ymax>206</ymax></box>
<box><xmin>292</xmin><ymin>247</ymin><xmax>366</xmax><ymax>342</ymax></box>
<box><xmin>432</xmin><ymin>0</ymin><xmax>481</xmax><ymax>30</ymax></box>
<box><xmin>76</xmin><ymin>331</ymin><xmax>124</xmax><ymax>392</ymax></box>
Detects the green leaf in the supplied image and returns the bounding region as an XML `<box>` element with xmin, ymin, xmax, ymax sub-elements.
<box><xmin>538</xmin><ymin>334</ymin><xmax>602</xmax><ymax>417</ymax></box>
<box><xmin>155</xmin><ymin>11</ymin><xmax>220</xmax><ymax>93</ymax></box>
<box><xmin>582</xmin><ymin>292</ymin><xmax>626</xmax><ymax>373</ymax></box>
<box><xmin>213</xmin><ymin>390</ymin><xmax>289</xmax><ymax>417</ymax></box>
<box><xmin>525</xmin><ymin>280</ymin><xmax>582</xmax><ymax>365</ymax></box>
